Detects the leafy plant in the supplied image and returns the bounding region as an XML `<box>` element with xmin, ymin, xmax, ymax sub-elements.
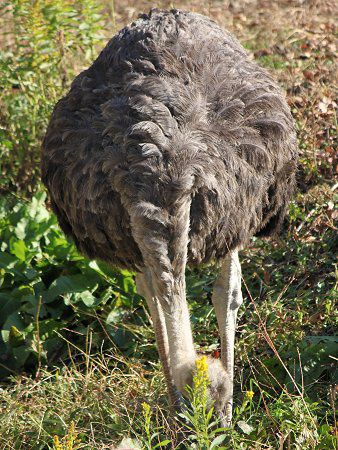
<box><xmin>53</xmin><ymin>421</ymin><xmax>81</xmax><ymax>450</ymax></box>
<box><xmin>179</xmin><ymin>356</ymin><xmax>227</xmax><ymax>449</ymax></box>
<box><xmin>139</xmin><ymin>402</ymin><xmax>171</xmax><ymax>449</ymax></box>
<box><xmin>0</xmin><ymin>0</ymin><xmax>104</xmax><ymax>195</ymax></box>
<box><xmin>0</xmin><ymin>193</ymin><xmax>140</xmax><ymax>378</ymax></box>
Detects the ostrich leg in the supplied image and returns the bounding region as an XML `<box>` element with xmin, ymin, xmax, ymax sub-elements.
<box><xmin>135</xmin><ymin>270</ymin><xmax>182</xmax><ymax>409</ymax></box>
<box><xmin>211</xmin><ymin>250</ymin><xmax>243</xmax><ymax>426</ymax></box>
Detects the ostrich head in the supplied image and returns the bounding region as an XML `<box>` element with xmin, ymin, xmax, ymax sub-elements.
<box><xmin>174</xmin><ymin>355</ymin><xmax>232</xmax><ymax>413</ymax></box>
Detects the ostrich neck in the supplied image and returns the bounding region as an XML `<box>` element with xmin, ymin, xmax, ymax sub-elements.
<box><xmin>165</xmin><ymin>292</ymin><xmax>196</xmax><ymax>368</ymax></box>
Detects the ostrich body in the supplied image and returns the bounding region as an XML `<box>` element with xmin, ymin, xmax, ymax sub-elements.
<box><xmin>41</xmin><ymin>9</ymin><xmax>298</xmax><ymax>423</ymax></box>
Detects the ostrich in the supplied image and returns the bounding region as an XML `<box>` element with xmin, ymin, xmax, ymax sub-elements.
<box><xmin>41</xmin><ymin>9</ymin><xmax>298</xmax><ymax>425</ymax></box>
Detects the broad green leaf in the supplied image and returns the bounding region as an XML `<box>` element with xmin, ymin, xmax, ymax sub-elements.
<box><xmin>74</xmin><ymin>290</ymin><xmax>95</xmax><ymax>307</ymax></box>
<box><xmin>12</xmin><ymin>345</ymin><xmax>31</xmax><ymax>367</ymax></box>
<box><xmin>23</xmin><ymin>267</ymin><xmax>39</xmax><ymax>280</ymax></box>
<box><xmin>120</xmin><ymin>270</ymin><xmax>136</xmax><ymax>294</ymax></box>
<box><xmin>237</xmin><ymin>420</ymin><xmax>254</xmax><ymax>435</ymax></box>
<box><xmin>0</xmin><ymin>251</ymin><xmax>18</xmax><ymax>269</ymax></box>
<box><xmin>0</xmin><ymin>295</ymin><xmax>20</xmax><ymax>324</ymax></box>
<box><xmin>43</xmin><ymin>274</ymin><xmax>99</xmax><ymax>303</ymax></box>
<box><xmin>10</xmin><ymin>239</ymin><xmax>27</xmax><ymax>261</ymax></box>
<box><xmin>100</xmin><ymin>287</ymin><xmax>114</xmax><ymax>302</ymax></box>
<box><xmin>89</xmin><ymin>260</ymin><xmax>118</xmax><ymax>282</ymax></box>
<box><xmin>9</xmin><ymin>326</ymin><xmax>25</xmax><ymax>348</ymax></box>
<box><xmin>106</xmin><ymin>309</ymin><xmax>124</xmax><ymax>325</ymax></box>
<box><xmin>210</xmin><ymin>434</ymin><xmax>226</xmax><ymax>449</ymax></box>
<box><xmin>13</xmin><ymin>285</ymin><xmax>35</xmax><ymax>298</ymax></box>
<box><xmin>1</xmin><ymin>311</ymin><xmax>25</xmax><ymax>344</ymax></box>
<box><xmin>14</xmin><ymin>217</ymin><xmax>27</xmax><ymax>240</ymax></box>
<box><xmin>28</xmin><ymin>193</ymin><xmax>49</xmax><ymax>222</ymax></box>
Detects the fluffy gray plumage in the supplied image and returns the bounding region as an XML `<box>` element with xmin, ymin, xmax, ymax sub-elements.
<box><xmin>41</xmin><ymin>8</ymin><xmax>298</xmax><ymax>272</ymax></box>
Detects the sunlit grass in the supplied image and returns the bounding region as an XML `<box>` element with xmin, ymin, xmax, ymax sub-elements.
<box><xmin>0</xmin><ymin>345</ymin><xmax>336</xmax><ymax>448</ymax></box>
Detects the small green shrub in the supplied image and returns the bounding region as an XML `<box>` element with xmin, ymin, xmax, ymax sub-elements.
<box><xmin>0</xmin><ymin>193</ymin><xmax>140</xmax><ymax>378</ymax></box>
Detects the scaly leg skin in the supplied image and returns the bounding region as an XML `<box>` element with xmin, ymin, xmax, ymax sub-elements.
<box><xmin>135</xmin><ymin>270</ymin><xmax>183</xmax><ymax>410</ymax></box>
<box><xmin>211</xmin><ymin>250</ymin><xmax>243</xmax><ymax>427</ymax></box>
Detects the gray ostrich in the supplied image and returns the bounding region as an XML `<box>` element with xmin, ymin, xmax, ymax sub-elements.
<box><xmin>41</xmin><ymin>9</ymin><xmax>298</xmax><ymax>424</ymax></box>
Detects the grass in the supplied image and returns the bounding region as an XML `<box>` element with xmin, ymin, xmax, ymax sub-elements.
<box><xmin>0</xmin><ymin>350</ymin><xmax>336</xmax><ymax>449</ymax></box>
<box><xmin>0</xmin><ymin>0</ymin><xmax>337</xmax><ymax>448</ymax></box>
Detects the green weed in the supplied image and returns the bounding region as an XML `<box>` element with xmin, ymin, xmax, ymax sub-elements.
<box><xmin>53</xmin><ymin>421</ymin><xmax>80</xmax><ymax>450</ymax></box>
<box><xmin>0</xmin><ymin>192</ymin><xmax>139</xmax><ymax>378</ymax></box>
<box><xmin>178</xmin><ymin>356</ymin><xmax>227</xmax><ymax>449</ymax></box>
<box><xmin>0</xmin><ymin>0</ymin><xmax>104</xmax><ymax>195</ymax></box>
